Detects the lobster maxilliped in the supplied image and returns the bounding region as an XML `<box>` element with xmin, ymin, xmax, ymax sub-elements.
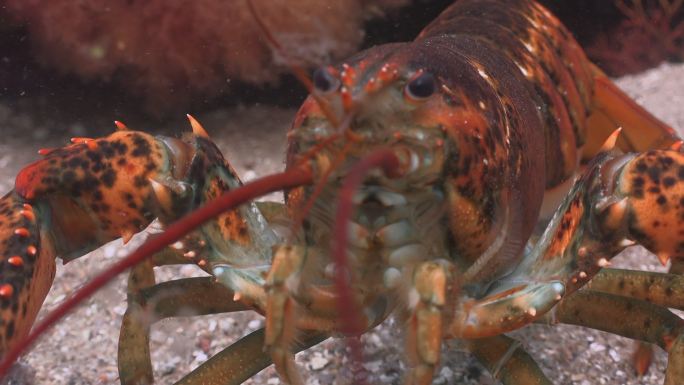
<box><xmin>2</xmin><ymin>0</ymin><xmax>684</xmax><ymax>384</ymax></box>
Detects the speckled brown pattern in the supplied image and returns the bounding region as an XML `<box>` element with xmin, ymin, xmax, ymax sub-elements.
<box><xmin>15</xmin><ymin>132</ymin><xmax>165</xmax><ymax>243</ymax></box>
<box><xmin>620</xmin><ymin>151</ymin><xmax>684</xmax><ymax>264</ymax></box>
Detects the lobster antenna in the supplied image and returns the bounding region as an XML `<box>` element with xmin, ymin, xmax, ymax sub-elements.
<box><xmin>331</xmin><ymin>148</ymin><xmax>402</xmax><ymax>382</ymax></box>
<box><xmin>0</xmin><ymin>167</ymin><xmax>314</xmax><ymax>377</ymax></box>
<box><xmin>245</xmin><ymin>0</ymin><xmax>341</xmax><ymax>128</ymax></box>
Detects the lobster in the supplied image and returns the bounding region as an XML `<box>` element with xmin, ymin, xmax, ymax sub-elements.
<box><xmin>1</xmin><ymin>0</ymin><xmax>684</xmax><ymax>384</ymax></box>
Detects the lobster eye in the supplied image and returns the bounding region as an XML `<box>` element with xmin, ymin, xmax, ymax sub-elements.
<box><xmin>405</xmin><ymin>72</ymin><xmax>436</xmax><ymax>100</ymax></box>
<box><xmin>312</xmin><ymin>67</ymin><xmax>339</xmax><ymax>94</ymax></box>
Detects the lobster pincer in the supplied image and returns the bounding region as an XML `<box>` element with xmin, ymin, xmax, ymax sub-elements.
<box><xmin>0</xmin><ymin>121</ymin><xmax>251</xmax><ymax>360</ymax></box>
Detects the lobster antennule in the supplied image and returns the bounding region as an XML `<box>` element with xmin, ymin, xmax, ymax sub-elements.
<box><xmin>0</xmin><ymin>167</ymin><xmax>314</xmax><ymax>377</ymax></box>
<box><xmin>245</xmin><ymin>0</ymin><xmax>313</xmax><ymax>93</ymax></box>
<box><xmin>245</xmin><ymin>0</ymin><xmax>342</xmax><ymax>128</ymax></box>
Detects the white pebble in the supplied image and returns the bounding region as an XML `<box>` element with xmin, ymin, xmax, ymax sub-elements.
<box><xmin>589</xmin><ymin>342</ymin><xmax>605</xmax><ymax>352</ymax></box>
<box><xmin>308</xmin><ymin>355</ymin><xmax>329</xmax><ymax>370</ymax></box>
<box><xmin>609</xmin><ymin>349</ymin><xmax>620</xmax><ymax>362</ymax></box>
<box><xmin>247</xmin><ymin>319</ymin><xmax>263</xmax><ymax>330</ymax></box>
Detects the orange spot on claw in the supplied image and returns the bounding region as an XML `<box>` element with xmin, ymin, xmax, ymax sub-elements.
<box><xmin>0</xmin><ymin>284</ymin><xmax>13</xmax><ymax>298</ymax></box>
<box><xmin>8</xmin><ymin>256</ymin><xmax>23</xmax><ymax>267</ymax></box>
<box><xmin>26</xmin><ymin>245</ymin><xmax>37</xmax><ymax>256</ymax></box>
<box><xmin>14</xmin><ymin>228</ymin><xmax>29</xmax><ymax>237</ymax></box>
<box><xmin>22</xmin><ymin>204</ymin><xmax>32</xmax><ymax>211</ymax></box>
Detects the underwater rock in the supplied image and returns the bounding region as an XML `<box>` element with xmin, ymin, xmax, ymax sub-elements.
<box><xmin>3</xmin><ymin>0</ymin><xmax>408</xmax><ymax>112</ymax></box>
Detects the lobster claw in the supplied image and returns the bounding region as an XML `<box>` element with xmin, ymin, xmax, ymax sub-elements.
<box><xmin>449</xmin><ymin>280</ymin><xmax>565</xmax><ymax>338</ymax></box>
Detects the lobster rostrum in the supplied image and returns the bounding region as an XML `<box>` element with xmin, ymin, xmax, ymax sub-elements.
<box><xmin>2</xmin><ymin>0</ymin><xmax>684</xmax><ymax>384</ymax></box>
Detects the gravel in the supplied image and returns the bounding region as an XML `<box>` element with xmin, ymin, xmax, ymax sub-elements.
<box><xmin>2</xmin><ymin>62</ymin><xmax>684</xmax><ymax>385</ymax></box>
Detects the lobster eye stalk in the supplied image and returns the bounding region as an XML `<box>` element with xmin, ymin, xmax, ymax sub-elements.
<box><xmin>405</xmin><ymin>71</ymin><xmax>436</xmax><ymax>101</ymax></box>
<box><xmin>313</xmin><ymin>67</ymin><xmax>340</xmax><ymax>94</ymax></box>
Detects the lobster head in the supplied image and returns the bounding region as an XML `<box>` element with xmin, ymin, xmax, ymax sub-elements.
<box><xmin>286</xmin><ymin>37</ymin><xmax>545</xmax><ymax>290</ymax></box>
<box><xmin>286</xmin><ymin>45</ymin><xmax>464</xmax><ymax>188</ymax></box>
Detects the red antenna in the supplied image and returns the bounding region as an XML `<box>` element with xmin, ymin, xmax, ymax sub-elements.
<box><xmin>0</xmin><ymin>167</ymin><xmax>313</xmax><ymax>377</ymax></box>
<box><xmin>331</xmin><ymin>148</ymin><xmax>402</xmax><ymax>380</ymax></box>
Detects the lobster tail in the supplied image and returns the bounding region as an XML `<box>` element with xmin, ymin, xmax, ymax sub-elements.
<box><xmin>584</xmin><ymin>65</ymin><xmax>681</xmax><ymax>159</ymax></box>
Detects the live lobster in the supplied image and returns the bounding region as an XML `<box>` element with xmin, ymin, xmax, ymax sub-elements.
<box><xmin>1</xmin><ymin>0</ymin><xmax>684</xmax><ymax>384</ymax></box>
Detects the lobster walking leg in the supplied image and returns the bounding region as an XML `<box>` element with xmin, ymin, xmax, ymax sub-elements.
<box><xmin>404</xmin><ymin>261</ymin><xmax>450</xmax><ymax>385</ymax></box>
<box><xmin>587</xmin><ymin>268</ymin><xmax>684</xmax><ymax>310</ymax></box>
<box><xmin>466</xmin><ymin>335</ymin><xmax>552</xmax><ymax>385</ymax></box>
<box><xmin>551</xmin><ymin>290</ymin><xmax>683</xmax><ymax>352</ymax></box>
<box><xmin>264</xmin><ymin>245</ymin><xmax>306</xmax><ymax>385</ymax></box>
<box><xmin>667</xmin><ymin>334</ymin><xmax>684</xmax><ymax>384</ymax></box>
<box><xmin>119</xmin><ymin>275</ymin><xmax>247</xmax><ymax>385</ymax></box>
<box><xmin>175</xmin><ymin>328</ymin><xmax>326</xmax><ymax>385</ymax></box>
<box><xmin>119</xmin><ymin>260</ymin><xmax>156</xmax><ymax>385</ymax></box>
<box><xmin>550</xmin><ymin>290</ymin><xmax>684</xmax><ymax>385</ymax></box>
<box><xmin>587</xmin><ymin>267</ymin><xmax>684</xmax><ymax>375</ymax></box>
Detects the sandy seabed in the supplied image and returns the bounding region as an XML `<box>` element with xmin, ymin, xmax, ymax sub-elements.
<box><xmin>1</xmin><ymin>62</ymin><xmax>684</xmax><ymax>384</ymax></box>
